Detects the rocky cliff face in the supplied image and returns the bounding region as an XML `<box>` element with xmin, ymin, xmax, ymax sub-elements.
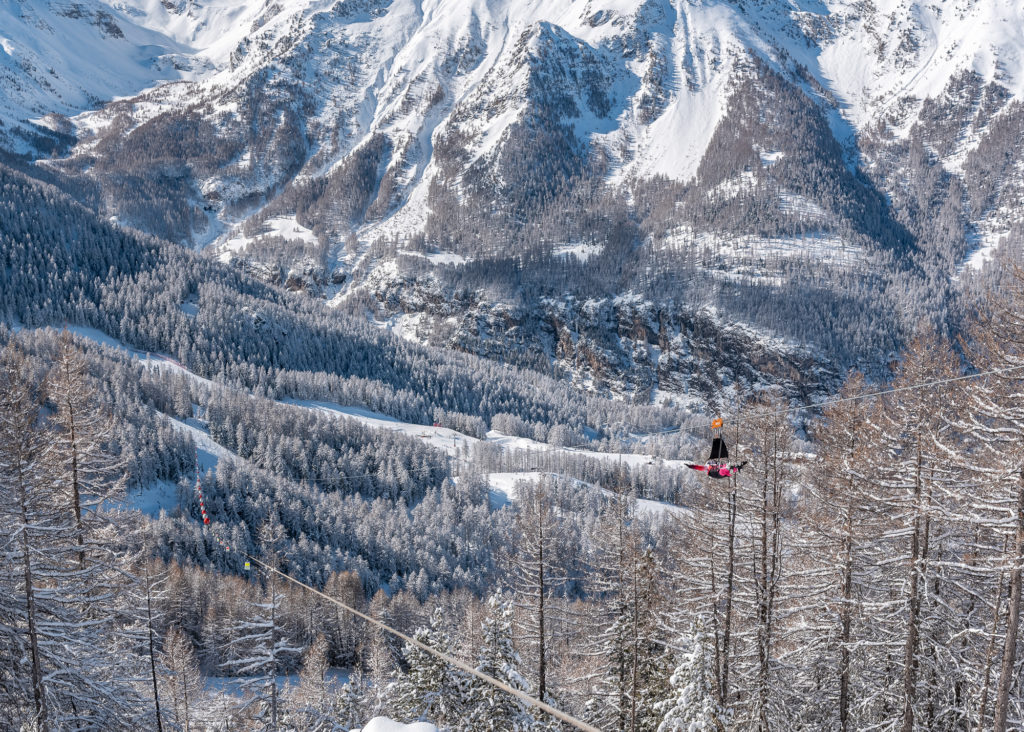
<box><xmin>3</xmin><ymin>0</ymin><xmax>1023</xmax><ymax>402</ymax></box>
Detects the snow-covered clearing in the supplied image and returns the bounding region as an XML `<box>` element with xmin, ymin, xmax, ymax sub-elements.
<box><xmin>963</xmin><ymin>236</ymin><xmax>1003</xmax><ymax>272</ymax></box>
<box><xmin>553</xmin><ymin>243</ymin><xmax>604</xmax><ymax>261</ymax></box>
<box><xmin>285</xmin><ymin>399</ymin><xmax>475</xmax><ymax>458</ymax></box>
<box><xmin>353</xmin><ymin>719</ymin><xmax>438</xmax><ymax>732</ymax></box>
<box><xmin>106</xmin><ymin>479</ymin><xmax>180</xmax><ymax>517</ymax></box>
<box><xmin>288</xmin><ymin>397</ymin><xmax>690</xmax><ymax>475</ymax></box>
<box><xmin>66</xmin><ymin>325</ymin><xmax>212</xmax><ymax>385</ymax></box>
<box><xmin>482</xmin><ymin>471</ymin><xmax>547</xmax><ymax>509</ymax></box>
<box><xmin>778</xmin><ymin>192</ymin><xmax>827</xmax><ymax>219</ymax></box>
<box><xmin>483</xmin><ymin>471</ymin><xmax>689</xmax><ymax>520</ymax></box>
<box><xmin>393</xmin><ymin>249</ymin><xmax>469</xmax><ymax>271</ymax></box>
<box><xmin>109</xmin><ymin>416</ymin><xmax>236</xmax><ymax>518</ymax></box>
<box><xmin>217</xmin><ymin>215</ymin><xmax>320</xmax><ymax>262</ymax></box>
<box><xmin>960</xmin><ymin>210</ymin><xmax>1019</xmax><ymax>274</ymax></box>
<box><xmin>204</xmin><ymin>668</ymin><xmax>351</xmax><ymax>697</ymax></box>
<box><xmin>659</xmin><ymin>226</ymin><xmax>865</xmax><ymax>271</ymax></box>
<box><xmin>376</xmin><ymin>311</ymin><xmax>429</xmax><ymax>344</ymax></box>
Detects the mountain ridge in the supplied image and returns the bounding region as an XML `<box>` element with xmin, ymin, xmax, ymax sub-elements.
<box><xmin>3</xmin><ymin>0</ymin><xmax>1023</xmax><ymax>402</ymax></box>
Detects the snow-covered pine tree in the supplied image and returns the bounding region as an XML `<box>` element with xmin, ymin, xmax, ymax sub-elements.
<box><xmin>324</xmin><ymin>569</ymin><xmax>364</xmax><ymax>667</ymax></box>
<box><xmin>805</xmin><ymin>372</ymin><xmax>879</xmax><ymax>731</ymax></box>
<box><xmin>364</xmin><ymin>589</ymin><xmax>399</xmax><ymax>716</ymax></box>
<box><xmin>465</xmin><ymin>591</ymin><xmax>536</xmax><ymax>731</ymax></box>
<box><xmin>960</xmin><ymin>271</ymin><xmax>1024</xmax><ymax>732</ymax></box>
<box><xmin>732</xmin><ymin>398</ymin><xmax>797</xmax><ymax>730</ymax></box>
<box><xmin>0</xmin><ymin>338</ymin><xmax>147</xmax><ymax>730</ymax></box>
<box><xmin>221</xmin><ymin>558</ymin><xmax>303</xmax><ymax>729</ymax></box>
<box><xmin>388</xmin><ymin>607</ymin><xmax>471</xmax><ymax>727</ymax></box>
<box><xmin>161</xmin><ymin>625</ymin><xmax>204</xmax><ymax>732</ymax></box>
<box><xmin>507</xmin><ymin>477</ymin><xmax>565</xmax><ymax>704</ymax></box>
<box><xmin>330</xmin><ymin>675</ymin><xmax>368</xmax><ymax>731</ymax></box>
<box><xmin>0</xmin><ymin>340</ymin><xmax>52</xmax><ymax>730</ymax></box>
<box><xmin>655</xmin><ymin>619</ymin><xmax>724</xmax><ymax>732</ymax></box>
<box><xmin>112</xmin><ymin>555</ymin><xmax>172</xmax><ymax>732</ymax></box>
<box><xmin>586</xmin><ymin>490</ymin><xmax>670</xmax><ymax>732</ymax></box>
<box><xmin>868</xmin><ymin>332</ymin><xmax>965</xmax><ymax>731</ymax></box>
<box><xmin>663</xmin><ymin>440</ymin><xmax>741</xmax><ymax>711</ymax></box>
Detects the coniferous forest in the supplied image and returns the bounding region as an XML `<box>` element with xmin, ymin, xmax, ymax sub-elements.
<box><xmin>3</xmin><ymin>127</ymin><xmax>1024</xmax><ymax>732</ymax></box>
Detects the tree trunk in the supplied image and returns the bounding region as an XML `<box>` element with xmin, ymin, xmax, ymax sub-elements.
<box><xmin>270</xmin><ymin>571</ymin><xmax>279</xmax><ymax>731</ymax></box>
<box><xmin>721</xmin><ymin>482</ymin><xmax>736</xmax><ymax>707</ymax></box>
<box><xmin>993</xmin><ymin>472</ymin><xmax>1024</xmax><ymax>732</ymax></box>
<box><xmin>900</xmin><ymin>445</ymin><xmax>925</xmax><ymax>732</ymax></box>
<box><xmin>630</xmin><ymin>551</ymin><xmax>641</xmax><ymax>732</ymax></box>
<box><xmin>537</xmin><ymin>505</ymin><xmax>546</xmax><ymax>704</ymax></box>
<box><xmin>64</xmin><ymin>390</ymin><xmax>85</xmax><ymax>571</ymax></box>
<box><xmin>757</xmin><ymin>446</ymin><xmax>772</xmax><ymax>731</ymax></box>
<box><xmin>839</xmin><ymin>488</ymin><xmax>854</xmax><ymax>732</ymax></box>
<box><xmin>145</xmin><ymin>566</ymin><xmax>165</xmax><ymax>732</ymax></box>
<box><xmin>18</xmin><ymin>472</ymin><xmax>48</xmax><ymax>732</ymax></box>
<box><xmin>976</xmin><ymin>539</ymin><xmax>1007</xmax><ymax>732</ymax></box>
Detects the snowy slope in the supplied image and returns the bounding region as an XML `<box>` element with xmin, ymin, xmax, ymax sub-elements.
<box><xmin>818</xmin><ymin>0</ymin><xmax>1024</xmax><ymax>131</ymax></box>
<box><xmin>26</xmin><ymin>0</ymin><xmax>1015</xmax><ymax>280</ymax></box>
<box><xmin>3</xmin><ymin>0</ymin><xmax>1017</xmax><ymax>244</ymax></box>
<box><xmin>0</xmin><ymin>0</ymin><xmax>197</xmax><ymax>153</ymax></box>
<box><xmin>7</xmin><ymin>0</ymin><xmax>886</xmax><ymax>239</ymax></box>
<box><xmin>484</xmin><ymin>471</ymin><xmax>689</xmax><ymax>519</ymax></box>
<box><xmin>111</xmin><ymin>0</ymin><xmax>276</xmax><ymax>67</ymax></box>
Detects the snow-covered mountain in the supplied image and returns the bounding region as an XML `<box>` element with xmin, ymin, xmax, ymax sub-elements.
<box><xmin>4</xmin><ymin>0</ymin><xmax>1024</xmax><ymax>402</ymax></box>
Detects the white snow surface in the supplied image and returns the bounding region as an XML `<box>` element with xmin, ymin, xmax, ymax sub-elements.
<box><xmin>111</xmin><ymin>0</ymin><xmax>272</xmax><ymax>67</ymax></box>
<box><xmin>287</xmin><ymin>397</ymin><xmax>689</xmax><ymax>474</ymax></box>
<box><xmin>484</xmin><ymin>471</ymin><xmax>689</xmax><ymax>519</ymax></box>
<box><xmin>205</xmin><ymin>668</ymin><xmax>351</xmax><ymax>698</ymax></box>
<box><xmin>553</xmin><ymin>243</ymin><xmax>604</xmax><ymax>262</ymax></box>
<box><xmin>4</xmin><ymin>0</ymin><xmax>1024</xmax><ymax>157</ymax></box>
<box><xmin>818</xmin><ymin>0</ymin><xmax>1024</xmax><ymax>132</ymax></box>
<box><xmin>218</xmin><ymin>216</ymin><xmax>320</xmax><ymax>261</ymax></box>
<box><xmin>352</xmin><ymin>718</ymin><xmax>438</xmax><ymax>732</ymax></box>
<box><xmin>65</xmin><ymin>325</ymin><xmax>211</xmax><ymax>385</ymax></box>
<box><xmin>0</xmin><ymin>0</ymin><xmax>189</xmax><ymax>151</ymax></box>
<box><xmin>964</xmin><ymin>238</ymin><xmax>1002</xmax><ymax>272</ymax></box>
<box><xmin>107</xmin><ymin>479</ymin><xmax>180</xmax><ymax>517</ymax></box>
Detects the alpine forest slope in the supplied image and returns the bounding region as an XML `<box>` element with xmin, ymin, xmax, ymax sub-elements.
<box><xmin>5</xmin><ymin>162</ymin><xmax>1024</xmax><ymax>729</ymax></box>
<box><xmin>0</xmin><ymin>0</ymin><xmax>1019</xmax><ymax>402</ymax></box>
<box><xmin>4</xmin><ymin>1</ymin><xmax>1024</xmax><ymax>730</ymax></box>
